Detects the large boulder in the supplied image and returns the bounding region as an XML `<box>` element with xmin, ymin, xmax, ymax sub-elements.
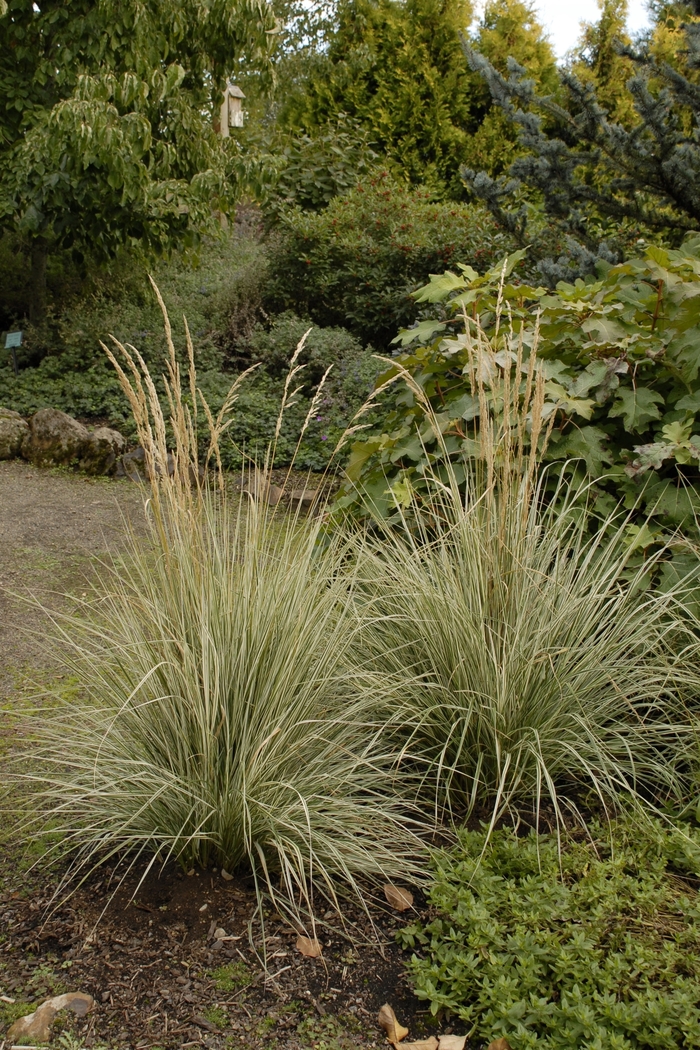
<box><xmin>0</xmin><ymin>407</ymin><xmax>29</xmax><ymax>460</ymax></box>
<box><xmin>21</xmin><ymin>407</ymin><xmax>89</xmax><ymax>467</ymax></box>
<box><xmin>79</xmin><ymin>426</ymin><xmax>127</xmax><ymax>476</ymax></box>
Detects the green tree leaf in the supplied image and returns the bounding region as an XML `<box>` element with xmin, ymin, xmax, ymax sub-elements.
<box><xmin>609</xmin><ymin>387</ymin><xmax>664</xmax><ymax>432</ymax></box>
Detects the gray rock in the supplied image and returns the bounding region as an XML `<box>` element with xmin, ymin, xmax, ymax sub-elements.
<box><xmin>22</xmin><ymin>407</ymin><xmax>89</xmax><ymax>467</ymax></box>
<box><xmin>117</xmin><ymin>445</ymin><xmax>179</xmax><ymax>483</ymax></box>
<box><xmin>241</xmin><ymin>471</ymin><xmax>283</xmax><ymax>506</ymax></box>
<box><xmin>0</xmin><ymin>407</ymin><xmax>29</xmax><ymax>460</ymax></box>
<box><xmin>79</xmin><ymin>426</ymin><xmax>126</xmax><ymax>475</ymax></box>
<box><xmin>116</xmin><ymin>444</ymin><xmax>146</xmax><ymax>481</ymax></box>
<box><xmin>289</xmin><ymin>487</ymin><xmax>319</xmax><ymax>509</ymax></box>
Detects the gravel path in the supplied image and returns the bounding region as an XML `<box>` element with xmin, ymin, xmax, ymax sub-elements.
<box><xmin>0</xmin><ymin>460</ymin><xmax>147</xmax><ymax>699</ymax></box>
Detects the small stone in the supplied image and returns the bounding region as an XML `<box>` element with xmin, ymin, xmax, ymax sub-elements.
<box><xmin>289</xmin><ymin>488</ymin><xmax>318</xmax><ymax>508</ymax></box>
<box><xmin>7</xmin><ymin>991</ymin><xmax>94</xmax><ymax>1044</ymax></box>
<box><xmin>242</xmin><ymin>471</ymin><xmax>283</xmax><ymax>506</ymax></box>
<box><xmin>220</xmin><ymin>868</ymin><xmax>233</xmax><ymax>881</ymax></box>
<box><xmin>213</xmin><ymin>927</ymin><xmax>226</xmax><ymax>940</ymax></box>
<box><xmin>199</xmin><ymin>902</ymin><xmax>208</xmax><ymax>912</ymax></box>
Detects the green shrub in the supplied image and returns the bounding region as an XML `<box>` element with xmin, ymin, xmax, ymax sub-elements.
<box><xmin>338</xmin><ymin>239</ymin><xmax>700</xmax><ymax>533</ymax></box>
<box><xmin>264</xmin><ymin>174</ymin><xmax>513</xmax><ymax>347</ymax></box>
<box><xmin>399</xmin><ymin>818</ymin><xmax>700</xmax><ymax>1050</ymax></box>
<box><xmin>244</xmin><ymin>311</ymin><xmax>364</xmax><ymax>382</ymax></box>
<box><xmin>0</xmin><ymin>359</ymin><xmax>133</xmax><ymax>432</ymax></box>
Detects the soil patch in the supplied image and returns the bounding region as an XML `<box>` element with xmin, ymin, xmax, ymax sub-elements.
<box><xmin>0</xmin><ymin>862</ymin><xmax>429</xmax><ymax>1049</ymax></box>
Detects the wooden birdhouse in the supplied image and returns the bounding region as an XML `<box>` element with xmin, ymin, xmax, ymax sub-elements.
<box><xmin>218</xmin><ymin>83</ymin><xmax>245</xmax><ymax>136</ymax></box>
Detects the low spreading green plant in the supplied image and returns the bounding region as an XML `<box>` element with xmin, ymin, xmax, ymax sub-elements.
<box><xmin>14</xmin><ymin>288</ymin><xmax>425</xmax><ymax>922</ymax></box>
<box><xmin>350</xmin><ymin>325</ymin><xmax>700</xmax><ymax>826</ymax></box>
<box><xmin>338</xmin><ymin>239</ymin><xmax>700</xmax><ymax>531</ymax></box>
<box><xmin>264</xmin><ymin>173</ymin><xmax>513</xmax><ymax>347</ymax></box>
<box><xmin>399</xmin><ymin>817</ymin><xmax>700</xmax><ymax>1050</ymax></box>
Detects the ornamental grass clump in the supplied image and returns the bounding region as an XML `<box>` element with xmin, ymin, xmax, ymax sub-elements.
<box><xmin>15</xmin><ymin>283</ymin><xmax>425</xmax><ymax>920</ymax></box>
<box><xmin>352</xmin><ymin>303</ymin><xmax>700</xmax><ymax>827</ymax></box>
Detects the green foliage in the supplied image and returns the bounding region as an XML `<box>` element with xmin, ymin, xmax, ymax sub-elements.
<box><xmin>399</xmin><ymin>818</ymin><xmax>700</xmax><ymax>1050</ymax></box>
<box><xmin>0</xmin><ymin>0</ymin><xmax>276</xmax><ymax>285</ymax></box>
<box><xmin>460</xmin><ymin>0</ymin><xmax>560</xmax><ymax>177</ymax></box>
<box><xmin>462</xmin><ymin>0</ymin><xmax>700</xmax><ymax>277</ymax></box>
<box><xmin>278</xmin><ymin>0</ymin><xmax>557</xmax><ymax>198</ymax></box>
<box><xmin>339</xmin><ymin>240</ymin><xmax>700</xmax><ymax>529</ymax></box>
<box><xmin>230</xmin><ymin>311</ymin><xmax>380</xmax><ymax>467</ymax></box>
<box><xmin>569</xmin><ymin>0</ymin><xmax>637</xmax><ymax>126</ymax></box>
<box><xmin>257</xmin><ymin>116</ymin><xmax>379</xmax><ymax>218</ymax></box>
<box><xmin>244</xmin><ymin>311</ymin><xmax>363</xmax><ymax>380</ymax></box>
<box><xmin>265</xmin><ymin>174</ymin><xmax>513</xmax><ymax>347</ymax></box>
<box><xmin>279</xmin><ymin>0</ymin><xmax>476</xmax><ymax>197</ymax></box>
<box><xmin>0</xmin><ymin>229</ymin><xmax>378</xmax><ymax>470</ymax></box>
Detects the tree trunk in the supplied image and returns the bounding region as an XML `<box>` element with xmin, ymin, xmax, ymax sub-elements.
<box><xmin>29</xmin><ymin>237</ymin><xmax>48</xmax><ymax>325</ymax></box>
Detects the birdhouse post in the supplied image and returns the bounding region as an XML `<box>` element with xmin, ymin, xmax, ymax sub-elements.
<box><xmin>218</xmin><ymin>83</ymin><xmax>245</xmax><ymax>137</ymax></box>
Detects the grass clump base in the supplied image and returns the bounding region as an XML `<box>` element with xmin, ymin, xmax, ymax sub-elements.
<box><xmin>399</xmin><ymin>816</ymin><xmax>700</xmax><ymax>1050</ymax></box>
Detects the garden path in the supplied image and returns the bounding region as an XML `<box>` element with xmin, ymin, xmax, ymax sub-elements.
<box><xmin>0</xmin><ymin>460</ymin><xmax>147</xmax><ymax>699</ymax></box>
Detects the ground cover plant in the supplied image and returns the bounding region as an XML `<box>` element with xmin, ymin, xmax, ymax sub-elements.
<box><xmin>399</xmin><ymin>816</ymin><xmax>700</xmax><ymax>1049</ymax></box>
<box><xmin>0</xmin><ymin>227</ymin><xmax>380</xmax><ymax>469</ymax></box>
<box><xmin>11</xmin><ymin>292</ymin><xmax>425</xmax><ymax>930</ymax></box>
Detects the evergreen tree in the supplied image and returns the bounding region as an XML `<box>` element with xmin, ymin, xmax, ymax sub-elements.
<box><xmin>279</xmin><ymin>0</ymin><xmax>556</xmax><ymax>197</ymax></box>
<box><xmin>569</xmin><ymin>0</ymin><xmax>636</xmax><ymax>124</ymax></box>
<box><xmin>461</xmin><ymin>0</ymin><xmax>700</xmax><ymax>280</ymax></box>
<box><xmin>281</xmin><ymin>0</ymin><xmax>476</xmax><ymax>197</ymax></box>
<box><xmin>462</xmin><ymin>0</ymin><xmax>558</xmax><ymax>174</ymax></box>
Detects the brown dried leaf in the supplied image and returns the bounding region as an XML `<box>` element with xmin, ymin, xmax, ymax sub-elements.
<box><xmin>486</xmin><ymin>1039</ymin><xmax>512</xmax><ymax>1050</ymax></box>
<box><xmin>402</xmin><ymin>1039</ymin><xmax>439</xmax><ymax>1050</ymax></box>
<box><xmin>378</xmin><ymin>1003</ymin><xmax>409</xmax><ymax>1043</ymax></box>
<box><xmin>383</xmin><ymin>884</ymin><xmax>414</xmax><ymax>911</ymax></box>
<box><xmin>296</xmin><ymin>934</ymin><xmax>322</xmax><ymax>958</ymax></box>
<box><xmin>439</xmin><ymin>1037</ymin><xmax>466</xmax><ymax>1050</ymax></box>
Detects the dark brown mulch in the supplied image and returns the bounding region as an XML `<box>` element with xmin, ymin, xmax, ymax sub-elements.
<box><xmin>0</xmin><ymin>860</ymin><xmax>436</xmax><ymax>1050</ymax></box>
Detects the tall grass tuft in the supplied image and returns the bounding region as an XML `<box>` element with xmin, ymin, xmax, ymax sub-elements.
<box><xmin>352</xmin><ymin>307</ymin><xmax>700</xmax><ymax>829</ymax></box>
<box><xmin>16</xmin><ymin>284</ymin><xmax>425</xmax><ymax>920</ymax></box>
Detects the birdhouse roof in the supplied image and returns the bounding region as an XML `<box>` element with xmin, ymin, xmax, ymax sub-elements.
<box><xmin>227</xmin><ymin>84</ymin><xmax>245</xmax><ymax>98</ymax></box>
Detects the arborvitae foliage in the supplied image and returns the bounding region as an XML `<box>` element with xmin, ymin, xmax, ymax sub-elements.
<box><xmin>462</xmin><ymin>0</ymin><xmax>700</xmax><ymax>281</ymax></box>
<box><xmin>568</xmin><ymin>0</ymin><xmax>637</xmax><ymax>124</ymax></box>
<box><xmin>280</xmin><ymin>0</ymin><xmax>476</xmax><ymax>197</ymax></box>
<box><xmin>462</xmin><ymin>0</ymin><xmax>559</xmax><ymax>175</ymax></box>
<box><xmin>279</xmin><ymin>0</ymin><xmax>556</xmax><ymax>198</ymax></box>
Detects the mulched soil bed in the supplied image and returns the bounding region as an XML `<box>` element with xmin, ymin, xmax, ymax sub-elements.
<box><xmin>0</xmin><ymin>861</ymin><xmax>433</xmax><ymax>1049</ymax></box>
